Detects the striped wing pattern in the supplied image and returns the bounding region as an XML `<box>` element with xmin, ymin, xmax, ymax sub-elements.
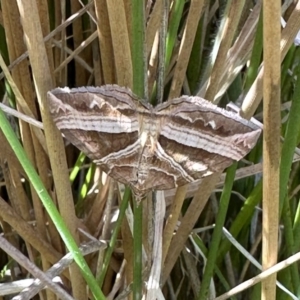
<box><xmin>48</xmin><ymin>85</ymin><xmax>261</xmax><ymax>195</ymax></box>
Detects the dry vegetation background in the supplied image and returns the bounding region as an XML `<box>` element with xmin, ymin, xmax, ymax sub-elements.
<box><xmin>0</xmin><ymin>0</ymin><xmax>300</xmax><ymax>299</ymax></box>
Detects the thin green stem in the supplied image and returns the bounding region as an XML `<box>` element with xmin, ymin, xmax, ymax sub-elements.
<box><xmin>0</xmin><ymin>109</ymin><xmax>105</xmax><ymax>300</ymax></box>
<box><xmin>198</xmin><ymin>163</ymin><xmax>237</xmax><ymax>300</ymax></box>
<box><xmin>97</xmin><ymin>188</ymin><xmax>130</xmax><ymax>286</ymax></box>
<box><xmin>133</xmin><ymin>199</ymin><xmax>143</xmax><ymax>300</ymax></box>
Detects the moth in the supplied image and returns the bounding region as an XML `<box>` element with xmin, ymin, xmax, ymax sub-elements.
<box><xmin>47</xmin><ymin>85</ymin><xmax>261</xmax><ymax>196</ymax></box>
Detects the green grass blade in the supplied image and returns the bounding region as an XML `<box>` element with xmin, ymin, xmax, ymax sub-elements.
<box><xmin>97</xmin><ymin>188</ymin><xmax>130</xmax><ymax>287</ymax></box>
<box><xmin>280</xmin><ymin>62</ymin><xmax>300</xmax><ymax>214</ymax></box>
<box><xmin>0</xmin><ymin>109</ymin><xmax>105</xmax><ymax>300</ymax></box>
<box><xmin>198</xmin><ymin>162</ymin><xmax>237</xmax><ymax>300</ymax></box>
<box><xmin>133</xmin><ymin>199</ymin><xmax>143</xmax><ymax>300</ymax></box>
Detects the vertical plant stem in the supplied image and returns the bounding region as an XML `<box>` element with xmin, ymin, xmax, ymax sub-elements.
<box><xmin>165</xmin><ymin>0</ymin><xmax>185</xmax><ymax>70</ymax></box>
<box><xmin>197</xmin><ymin>163</ymin><xmax>237</xmax><ymax>300</ymax></box>
<box><xmin>133</xmin><ymin>199</ymin><xmax>143</xmax><ymax>300</ymax></box>
<box><xmin>131</xmin><ymin>1</ymin><xmax>146</xmax><ymax>298</ymax></box>
<box><xmin>279</xmin><ymin>62</ymin><xmax>300</xmax><ymax>213</ymax></box>
<box><xmin>205</xmin><ymin>0</ymin><xmax>245</xmax><ymax>101</ymax></box>
<box><xmin>262</xmin><ymin>0</ymin><xmax>281</xmax><ymax>299</ymax></box>
<box><xmin>157</xmin><ymin>0</ymin><xmax>168</xmax><ymax>104</ymax></box>
<box><xmin>169</xmin><ymin>0</ymin><xmax>204</xmax><ymax>99</ymax></box>
<box><xmin>132</xmin><ymin>0</ymin><xmax>146</xmax><ymax>98</ymax></box>
<box><xmin>244</xmin><ymin>11</ymin><xmax>263</xmax><ymax>91</ymax></box>
<box><xmin>97</xmin><ymin>188</ymin><xmax>130</xmax><ymax>286</ymax></box>
<box><xmin>106</xmin><ymin>0</ymin><xmax>132</xmax><ymax>88</ymax></box>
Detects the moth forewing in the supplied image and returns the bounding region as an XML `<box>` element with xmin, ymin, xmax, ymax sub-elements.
<box><xmin>47</xmin><ymin>85</ymin><xmax>262</xmax><ymax>196</ymax></box>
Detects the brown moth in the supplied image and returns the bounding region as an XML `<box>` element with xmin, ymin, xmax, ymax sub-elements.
<box><xmin>47</xmin><ymin>85</ymin><xmax>261</xmax><ymax>196</ymax></box>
